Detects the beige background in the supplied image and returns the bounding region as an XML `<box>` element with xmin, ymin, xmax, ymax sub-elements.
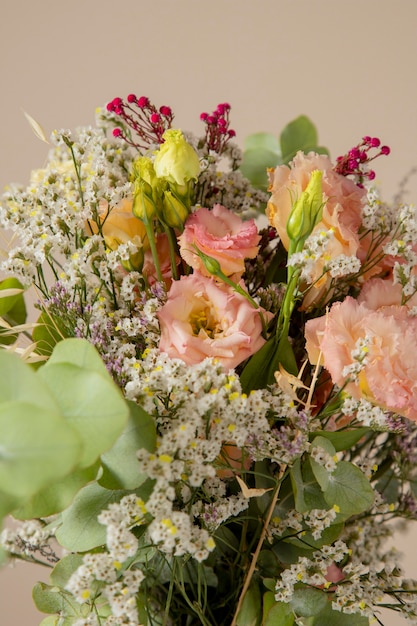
<box><xmin>1</xmin><ymin>1</ymin><xmax>417</xmax><ymax>624</ymax></box>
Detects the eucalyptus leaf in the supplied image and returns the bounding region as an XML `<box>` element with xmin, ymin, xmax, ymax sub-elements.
<box><xmin>0</xmin><ymin>349</ymin><xmax>59</xmax><ymax>412</ymax></box>
<box><xmin>290</xmin><ymin>457</ymin><xmax>328</xmax><ymax>514</ymax></box>
<box><xmin>0</xmin><ymin>488</ymin><xmax>21</xmax><ymax>521</ymax></box>
<box><xmin>99</xmin><ymin>401</ymin><xmax>156</xmax><ymax>490</ymax></box>
<box><xmin>39</xmin><ymin>362</ymin><xmax>129</xmax><ymax>468</ymax></box>
<box><xmin>0</xmin><ymin>277</ymin><xmax>27</xmax><ymax>345</ymax></box>
<box><xmin>244</xmin><ymin>132</ymin><xmax>281</xmax><ymax>153</ymax></box>
<box><xmin>280</xmin><ymin>116</ymin><xmax>329</xmax><ymax>164</ymax></box>
<box><xmin>0</xmin><ymin>402</ymin><xmax>81</xmax><ymax>498</ymax></box>
<box><xmin>50</xmin><ymin>553</ymin><xmax>84</xmax><ymax>587</ymax></box>
<box><xmin>284</xmin><ymin>522</ymin><xmax>344</xmax><ymax>552</ymax></box>
<box><xmin>39</xmin><ymin>618</ymin><xmax>75</xmax><ymax>626</ymax></box>
<box><xmin>309</xmin><ymin>436</ymin><xmax>337</xmax><ymax>491</ymax></box>
<box><xmin>32</xmin><ymin>582</ymin><xmax>80</xmax><ymax>616</ymax></box>
<box><xmin>290</xmin><ymin>587</ymin><xmax>327</xmax><ymax>617</ymax></box>
<box><xmin>263</xmin><ymin>593</ymin><xmax>294</xmax><ymax>626</ymax></box>
<box><xmin>311</xmin><ymin>599</ymin><xmax>369</xmax><ymax>625</ymax></box>
<box><xmin>310</xmin><ymin>429</ymin><xmax>369</xmax><ymax>452</ymax></box>
<box><xmin>14</xmin><ymin>461</ymin><xmax>100</xmax><ymax>520</ymax></box>
<box><xmin>236</xmin><ymin>582</ymin><xmax>262</xmax><ymax>626</ymax></box>
<box><xmin>45</xmin><ymin>337</ymin><xmax>111</xmax><ymax>377</ymax></box>
<box><xmin>323</xmin><ymin>461</ymin><xmax>374</xmax><ymax>516</ymax></box>
<box><xmin>240</xmin><ymin>148</ymin><xmax>281</xmax><ymax>191</ymax></box>
<box><xmin>55</xmin><ymin>482</ymin><xmax>128</xmax><ymax>551</ymax></box>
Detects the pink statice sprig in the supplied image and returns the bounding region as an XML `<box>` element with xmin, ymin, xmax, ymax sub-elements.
<box><xmin>334</xmin><ymin>136</ymin><xmax>390</xmax><ymax>187</ymax></box>
<box><xmin>107</xmin><ymin>94</ymin><xmax>174</xmax><ymax>151</ymax></box>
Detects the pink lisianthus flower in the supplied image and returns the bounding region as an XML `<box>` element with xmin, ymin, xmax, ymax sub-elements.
<box><xmin>157</xmin><ymin>272</ymin><xmax>270</xmax><ymax>369</ymax></box>
<box><xmin>267</xmin><ymin>151</ymin><xmax>366</xmax><ymax>309</ymax></box>
<box><xmin>178</xmin><ymin>204</ymin><xmax>260</xmax><ymax>280</ymax></box>
<box><xmin>305</xmin><ymin>278</ymin><xmax>417</xmax><ymax>421</ymax></box>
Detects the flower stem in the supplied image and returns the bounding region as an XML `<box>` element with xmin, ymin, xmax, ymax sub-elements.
<box><xmin>230</xmin><ymin>465</ymin><xmax>287</xmax><ymax>626</ymax></box>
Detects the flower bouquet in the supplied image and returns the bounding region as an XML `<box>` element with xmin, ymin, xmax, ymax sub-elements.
<box><xmin>0</xmin><ymin>94</ymin><xmax>417</xmax><ymax>626</ymax></box>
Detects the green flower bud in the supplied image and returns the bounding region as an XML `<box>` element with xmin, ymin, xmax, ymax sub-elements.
<box><xmin>132</xmin><ymin>178</ymin><xmax>157</xmax><ymax>221</ymax></box>
<box><xmin>154</xmin><ymin>129</ymin><xmax>200</xmax><ymax>186</ymax></box>
<box><xmin>286</xmin><ymin>169</ymin><xmax>323</xmax><ymax>244</ymax></box>
<box><xmin>131</xmin><ymin>157</ymin><xmax>162</xmax><ymax>222</ymax></box>
<box><xmin>161</xmin><ymin>190</ymin><xmax>190</xmax><ymax>230</ymax></box>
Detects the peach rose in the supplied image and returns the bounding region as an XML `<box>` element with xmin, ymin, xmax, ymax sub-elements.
<box><xmin>90</xmin><ymin>198</ymin><xmax>147</xmax><ymax>250</ymax></box>
<box><xmin>305</xmin><ymin>278</ymin><xmax>417</xmax><ymax>421</ymax></box>
<box><xmin>178</xmin><ymin>204</ymin><xmax>260</xmax><ymax>280</ymax></box>
<box><xmin>267</xmin><ymin>152</ymin><xmax>366</xmax><ymax>309</ymax></box>
<box><xmin>157</xmin><ymin>272</ymin><xmax>269</xmax><ymax>369</ymax></box>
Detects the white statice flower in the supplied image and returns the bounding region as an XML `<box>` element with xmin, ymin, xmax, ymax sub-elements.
<box><xmin>325</xmin><ymin>254</ymin><xmax>361</xmax><ymax>278</ymax></box>
<box><xmin>341</xmin><ymin>335</ymin><xmax>371</xmax><ymax>382</ymax></box>
<box><xmin>147</xmin><ymin>511</ymin><xmax>215</xmax><ymax>562</ymax></box>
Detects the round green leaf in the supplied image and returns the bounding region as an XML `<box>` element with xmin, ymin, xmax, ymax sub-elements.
<box><xmin>290</xmin><ymin>587</ymin><xmax>327</xmax><ymax>617</ymax></box>
<box><xmin>32</xmin><ymin>582</ymin><xmax>76</xmax><ymax>615</ymax></box>
<box><xmin>14</xmin><ymin>461</ymin><xmax>100</xmax><ymax>519</ymax></box>
<box><xmin>0</xmin><ymin>402</ymin><xmax>81</xmax><ymax>498</ymax></box>
<box><xmin>99</xmin><ymin>401</ymin><xmax>156</xmax><ymax>490</ymax></box>
<box><xmin>0</xmin><ymin>277</ymin><xmax>27</xmax><ymax>345</ymax></box>
<box><xmin>0</xmin><ymin>350</ymin><xmax>59</xmax><ymax>412</ymax></box>
<box><xmin>244</xmin><ymin>132</ymin><xmax>281</xmax><ymax>154</ymax></box>
<box><xmin>39</xmin><ymin>363</ymin><xmax>129</xmax><ymax>467</ymax></box>
<box><xmin>45</xmin><ymin>338</ymin><xmax>111</xmax><ymax>377</ymax></box>
<box><xmin>55</xmin><ymin>482</ymin><xmax>127</xmax><ymax>551</ymax></box>
<box><xmin>324</xmin><ymin>461</ymin><xmax>374</xmax><ymax>516</ymax></box>
<box><xmin>280</xmin><ymin>115</ymin><xmax>318</xmax><ymax>164</ymax></box>
<box><xmin>240</xmin><ymin>148</ymin><xmax>281</xmax><ymax>191</ymax></box>
<box><xmin>50</xmin><ymin>554</ymin><xmax>84</xmax><ymax>587</ymax></box>
<box><xmin>310</xmin><ymin>429</ymin><xmax>369</xmax><ymax>452</ymax></box>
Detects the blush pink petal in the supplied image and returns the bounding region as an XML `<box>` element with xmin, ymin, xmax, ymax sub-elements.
<box><xmin>178</xmin><ymin>204</ymin><xmax>260</xmax><ymax>278</ymax></box>
<box><xmin>267</xmin><ymin>151</ymin><xmax>365</xmax><ymax>308</ymax></box>
<box><xmin>305</xmin><ymin>278</ymin><xmax>417</xmax><ymax>421</ymax></box>
<box><xmin>157</xmin><ymin>273</ymin><xmax>270</xmax><ymax>370</ymax></box>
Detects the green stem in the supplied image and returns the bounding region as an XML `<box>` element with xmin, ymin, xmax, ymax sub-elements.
<box><xmin>143</xmin><ymin>219</ymin><xmax>163</xmax><ymax>283</ymax></box>
<box><xmin>230</xmin><ymin>465</ymin><xmax>287</xmax><ymax>626</ymax></box>
<box><xmin>164</xmin><ymin>225</ymin><xmax>179</xmax><ymax>281</ymax></box>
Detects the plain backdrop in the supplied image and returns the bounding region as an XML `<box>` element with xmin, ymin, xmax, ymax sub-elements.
<box><xmin>0</xmin><ymin>1</ymin><xmax>417</xmax><ymax>625</ymax></box>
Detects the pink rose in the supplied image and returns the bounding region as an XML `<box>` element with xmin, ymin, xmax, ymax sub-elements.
<box><xmin>305</xmin><ymin>278</ymin><xmax>417</xmax><ymax>421</ymax></box>
<box><xmin>178</xmin><ymin>204</ymin><xmax>260</xmax><ymax>279</ymax></box>
<box><xmin>157</xmin><ymin>272</ymin><xmax>269</xmax><ymax>369</ymax></box>
<box><xmin>267</xmin><ymin>151</ymin><xmax>365</xmax><ymax>309</ymax></box>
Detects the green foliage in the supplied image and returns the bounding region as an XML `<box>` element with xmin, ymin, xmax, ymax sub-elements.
<box><xmin>240</xmin><ymin>133</ymin><xmax>281</xmax><ymax>192</ymax></box>
<box><xmin>236</xmin><ymin>582</ymin><xmax>262</xmax><ymax>626</ymax></box>
<box><xmin>310</xmin><ymin>428</ymin><xmax>370</xmax><ymax>452</ymax></box>
<box><xmin>0</xmin><ymin>277</ymin><xmax>27</xmax><ymax>345</ymax></box>
<box><xmin>0</xmin><ymin>338</ymin><xmax>129</xmax><ymax>526</ymax></box>
<box><xmin>290</xmin><ymin>586</ymin><xmax>327</xmax><ymax>617</ymax></box>
<box><xmin>291</xmin><ymin>447</ymin><xmax>374</xmax><ymax>521</ymax></box>
<box><xmin>14</xmin><ymin>462</ymin><xmax>100</xmax><ymax>520</ymax></box>
<box><xmin>311</xmin><ymin>599</ymin><xmax>369</xmax><ymax>625</ymax></box>
<box><xmin>280</xmin><ymin>116</ymin><xmax>329</xmax><ymax>165</ymax></box>
<box><xmin>240</xmin><ymin>116</ymin><xmax>329</xmax><ymax>192</ymax></box>
<box><xmin>32</xmin><ymin>310</ymin><xmax>70</xmax><ymax>356</ymax></box>
<box><xmin>263</xmin><ymin>592</ymin><xmax>295</xmax><ymax>626</ymax></box>
<box><xmin>323</xmin><ymin>461</ymin><xmax>374</xmax><ymax>517</ymax></box>
<box><xmin>54</xmin><ymin>482</ymin><xmax>127</xmax><ymax>552</ymax></box>
<box><xmin>99</xmin><ymin>401</ymin><xmax>156</xmax><ymax>490</ymax></box>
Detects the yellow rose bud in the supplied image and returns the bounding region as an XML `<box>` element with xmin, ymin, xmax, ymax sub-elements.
<box><xmin>286</xmin><ymin>169</ymin><xmax>323</xmax><ymax>244</ymax></box>
<box><xmin>132</xmin><ymin>178</ymin><xmax>157</xmax><ymax>221</ymax></box>
<box><xmin>161</xmin><ymin>190</ymin><xmax>190</xmax><ymax>230</ymax></box>
<box><xmin>154</xmin><ymin>129</ymin><xmax>200</xmax><ymax>186</ymax></box>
